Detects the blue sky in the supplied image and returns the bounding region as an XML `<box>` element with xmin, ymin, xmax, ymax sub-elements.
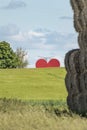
<box><xmin>0</xmin><ymin>0</ymin><xmax>79</xmax><ymax>67</ymax></box>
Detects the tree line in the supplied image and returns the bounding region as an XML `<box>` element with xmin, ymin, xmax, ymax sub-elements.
<box><xmin>0</xmin><ymin>41</ymin><xmax>28</xmax><ymax>68</ymax></box>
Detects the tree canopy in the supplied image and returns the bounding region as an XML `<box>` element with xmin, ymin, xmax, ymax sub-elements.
<box><xmin>0</xmin><ymin>41</ymin><xmax>18</xmax><ymax>68</ymax></box>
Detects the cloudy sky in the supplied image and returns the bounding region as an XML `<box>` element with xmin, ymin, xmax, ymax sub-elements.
<box><xmin>0</xmin><ymin>0</ymin><xmax>79</xmax><ymax>67</ymax></box>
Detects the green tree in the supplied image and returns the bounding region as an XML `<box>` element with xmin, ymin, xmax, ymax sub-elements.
<box><xmin>16</xmin><ymin>48</ymin><xmax>28</xmax><ymax>68</ymax></box>
<box><xmin>0</xmin><ymin>41</ymin><xmax>18</xmax><ymax>68</ymax></box>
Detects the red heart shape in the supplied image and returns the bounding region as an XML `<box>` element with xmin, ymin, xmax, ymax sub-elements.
<box><xmin>47</xmin><ymin>59</ymin><xmax>60</xmax><ymax>67</ymax></box>
<box><xmin>36</xmin><ymin>59</ymin><xmax>60</xmax><ymax>68</ymax></box>
<box><xmin>36</xmin><ymin>59</ymin><xmax>47</xmax><ymax>68</ymax></box>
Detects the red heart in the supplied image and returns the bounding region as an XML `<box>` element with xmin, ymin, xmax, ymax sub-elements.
<box><xmin>47</xmin><ymin>59</ymin><xmax>60</xmax><ymax>67</ymax></box>
<box><xmin>36</xmin><ymin>59</ymin><xmax>47</xmax><ymax>68</ymax></box>
<box><xmin>36</xmin><ymin>59</ymin><xmax>60</xmax><ymax>68</ymax></box>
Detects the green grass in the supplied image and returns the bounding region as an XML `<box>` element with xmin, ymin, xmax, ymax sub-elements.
<box><xmin>0</xmin><ymin>67</ymin><xmax>67</xmax><ymax>100</ymax></box>
<box><xmin>0</xmin><ymin>98</ymin><xmax>87</xmax><ymax>130</ymax></box>
<box><xmin>0</xmin><ymin>68</ymin><xmax>87</xmax><ymax>130</ymax></box>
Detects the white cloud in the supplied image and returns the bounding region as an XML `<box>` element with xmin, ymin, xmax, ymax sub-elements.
<box><xmin>64</xmin><ymin>42</ymin><xmax>79</xmax><ymax>50</ymax></box>
<box><xmin>59</xmin><ymin>16</ymin><xmax>72</xmax><ymax>20</ymax></box>
<box><xmin>0</xmin><ymin>24</ymin><xmax>78</xmax><ymax>50</ymax></box>
<box><xmin>0</xmin><ymin>24</ymin><xmax>19</xmax><ymax>36</ymax></box>
<box><xmin>10</xmin><ymin>32</ymin><xmax>28</xmax><ymax>42</ymax></box>
<box><xmin>0</xmin><ymin>24</ymin><xmax>78</xmax><ymax>67</ymax></box>
<box><xmin>1</xmin><ymin>0</ymin><xmax>26</xmax><ymax>10</ymax></box>
<box><xmin>28</xmin><ymin>31</ymin><xmax>45</xmax><ymax>38</ymax></box>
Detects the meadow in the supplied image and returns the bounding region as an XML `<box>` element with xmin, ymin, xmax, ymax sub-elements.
<box><xmin>0</xmin><ymin>67</ymin><xmax>67</xmax><ymax>100</ymax></box>
<box><xmin>0</xmin><ymin>68</ymin><xmax>87</xmax><ymax>130</ymax></box>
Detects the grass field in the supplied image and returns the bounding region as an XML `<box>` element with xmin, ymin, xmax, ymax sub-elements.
<box><xmin>0</xmin><ymin>67</ymin><xmax>67</xmax><ymax>100</ymax></box>
<box><xmin>0</xmin><ymin>98</ymin><xmax>87</xmax><ymax>130</ymax></box>
<box><xmin>0</xmin><ymin>68</ymin><xmax>87</xmax><ymax>130</ymax></box>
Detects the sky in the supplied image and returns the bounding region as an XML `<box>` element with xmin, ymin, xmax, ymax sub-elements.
<box><xmin>0</xmin><ymin>0</ymin><xmax>79</xmax><ymax>67</ymax></box>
